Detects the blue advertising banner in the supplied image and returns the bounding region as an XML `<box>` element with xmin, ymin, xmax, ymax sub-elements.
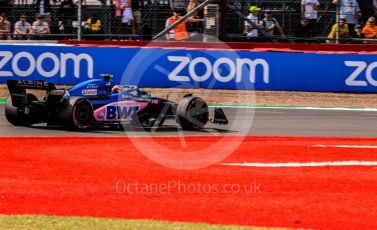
<box><xmin>1</xmin><ymin>44</ymin><xmax>377</xmax><ymax>92</ymax></box>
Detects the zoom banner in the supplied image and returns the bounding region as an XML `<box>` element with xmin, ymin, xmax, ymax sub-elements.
<box><xmin>0</xmin><ymin>44</ymin><xmax>377</xmax><ymax>92</ymax></box>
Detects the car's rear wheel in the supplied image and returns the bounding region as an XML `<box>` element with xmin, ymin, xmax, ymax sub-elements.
<box><xmin>5</xmin><ymin>94</ymin><xmax>38</xmax><ymax>127</ymax></box>
<box><xmin>72</xmin><ymin>99</ymin><xmax>93</xmax><ymax>130</ymax></box>
<box><xmin>177</xmin><ymin>96</ymin><xmax>209</xmax><ymax>130</ymax></box>
<box><xmin>60</xmin><ymin>97</ymin><xmax>93</xmax><ymax>130</ymax></box>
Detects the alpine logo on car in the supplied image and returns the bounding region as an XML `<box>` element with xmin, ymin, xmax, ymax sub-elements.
<box><xmin>105</xmin><ymin>105</ymin><xmax>140</xmax><ymax>121</ymax></box>
<box><xmin>17</xmin><ymin>80</ymin><xmax>49</xmax><ymax>87</ymax></box>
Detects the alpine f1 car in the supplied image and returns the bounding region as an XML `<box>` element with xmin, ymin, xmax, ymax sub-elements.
<box><xmin>5</xmin><ymin>74</ymin><xmax>228</xmax><ymax>130</ymax></box>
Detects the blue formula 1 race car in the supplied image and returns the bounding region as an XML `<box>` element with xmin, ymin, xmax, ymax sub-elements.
<box><xmin>5</xmin><ymin>74</ymin><xmax>228</xmax><ymax>131</ymax></box>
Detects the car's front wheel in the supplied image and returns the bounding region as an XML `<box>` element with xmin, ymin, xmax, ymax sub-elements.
<box><xmin>177</xmin><ymin>96</ymin><xmax>209</xmax><ymax>130</ymax></box>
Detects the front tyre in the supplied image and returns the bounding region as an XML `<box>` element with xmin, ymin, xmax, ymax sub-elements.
<box><xmin>177</xmin><ymin>96</ymin><xmax>209</xmax><ymax>130</ymax></box>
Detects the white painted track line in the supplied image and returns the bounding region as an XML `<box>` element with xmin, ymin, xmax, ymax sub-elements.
<box><xmin>222</xmin><ymin>161</ymin><xmax>377</xmax><ymax>168</ymax></box>
<box><xmin>311</xmin><ymin>144</ymin><xmax>377</xmax><ymax>149</ymax></box>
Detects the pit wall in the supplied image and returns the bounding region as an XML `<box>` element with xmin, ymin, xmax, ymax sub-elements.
<box><xmin>1</xmin><ymin>42</ymin><xmax>377</xmax><ymax>92</ymax></box>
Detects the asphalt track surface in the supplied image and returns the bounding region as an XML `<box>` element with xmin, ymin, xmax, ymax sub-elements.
<box><xmin>1</xmin><ymin>104</ymin><xmax>377</xmax><ymax>137</ymax></box>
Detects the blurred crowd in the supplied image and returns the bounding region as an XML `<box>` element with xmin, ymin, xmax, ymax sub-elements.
<box><xmin>0</xmin><ymin>13</ymin><xmax>50</xmax><ymax>40</ymax></box>
<box><xmin>0</xmin><ymin>0</ymin><xmax>204</xmax><ymax>40</ymax></box>
<box><xmin>244</xmin><ymin>0</ymin><xmax>377</xmax><ymax>43</ymax></box>
<box><xmin>0</xmin><ymin>0</ymin><xmax>145</xmax><ymax>40</ymax></box>
<box><xmin>1</xmin><ymin>0</ymin><xmax>377</xmax><ymax>43</ymax></box>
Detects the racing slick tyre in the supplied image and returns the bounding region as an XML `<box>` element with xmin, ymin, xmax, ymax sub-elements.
<box><xmin>177</xmin><ymin>96</ymin><xmax>209</xmax><ymax>130</ymax></box>
<box><xmin>5</xmin><ymin>94</ymin><xmax>38</xmax><ymax>127</ymax></box>
<box><xmin>60</xmin><ymin>97</ymin><xmax>94</xmax><ymax>130</ymax></box>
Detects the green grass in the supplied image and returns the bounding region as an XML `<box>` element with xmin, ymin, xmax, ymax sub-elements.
<box><xmin>0</xmin><ymin>215</ymin><xmax>285</xmax><ymax>230</ymax></box>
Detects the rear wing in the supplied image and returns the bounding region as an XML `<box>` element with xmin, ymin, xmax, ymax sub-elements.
<box><xmin>7</xmin><ymin>80</ymin><xmax>56</xmax><ymax>107</ymax></box>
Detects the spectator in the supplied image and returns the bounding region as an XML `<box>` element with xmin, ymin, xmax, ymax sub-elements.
<box><xmin>58</xmin><ymin>0</ymin><xmax>76</xmax><ymax>35</ymax></box>
<box><xmin>301</xmin><ymin>0</ymin><xmax>320</xmax><ymax>35</ymax></box>
<box><xmin>259</xmin><ymin>9</ymin><xmax>285</xmax><ymax>42</ymax></box>
<box><xmin>0</xmin><ymin>13</ymin><xmax>11</xmax><ymax>40</ymax></box>
<box><xmin>14</xmin><ymin>14</ymin><xmax>32</xmax><ymax>40</ymax></box>
<box><xmin>243</xmin><ymin>25</ymin><xmax>253</xmax><ymax>40</ymax></box>
<box><xmin>243</xmin><ymin>6</ymin><xmax>262</xmax><ymax>41</ymax></box>
<box><xmin>34</xmin><ymin>0</ymin><xmax>53</xmax><ymax>16</ymax></box>
<box><xmin>352</xmin><ymin>23</ymin><xmax>364</xmax><ymax>43</ymax></box>
<box><xmin>332</xmin><ymin>0</ymin><xmax>362</xmax><ymax>36</ymax></box>
<box><xmin>83</xmin><ymin>16</ymin><xmax>102</xmax><ymax>40</ymax></box>
<box><xmin>374</xmin><ymin>0</ymin><xmax>377</xmax><ymax>17</ymax></box>
<box><xmin>243</xmin><ymin>27</ymin><xmax>261</xmax><ymax>42</ymax></box>
<box><xmin>362</xmin><ymin>16</ymin><xmax>377</xmax><ymax>42</ymax></box>
<box><xmin>132</xmin><ymin>0</ymin><xmax>142</xmax><ymax>36</ymax></box>
<box><xmin>301</xmin><ymin>0</ymin><xmax>319</xmax><ymax>21</ymax></box>
<box><xmin>31</xmin><ymin>15</ymin><xmax>50</xmax><ymax>38</ymax></box>
<box><xmin>356</xmin><ymin>0</ymin><xmax>374</xmax><ymax>25</ymax></box>
<box><xmin>354</xmin><ymin>24</ymin><xmax>364</xmax><ymax>37</ymax></box>
<box><xmin>138</xmin><ymin>23</ymin><xmax>152</xmax><ymax>40</ymax></box>
<box><xmin>186</xmin><ymin>0</ymin><xmax>203</xmax><ymax>40</ymax></box>
<box><xmin>295</xmin><ymin>18</ymin><xmax>315</xmax><ymax>42</ymax></box>
<box><xmin>115</xmin><ymin>0</ymin><xmax>133</xmax><ymax>35</ymax></box>
<box><xmin>327</xmin><ymin>18</ymin><xmax>350</xmax><ymax>43</ymax></box>
<box><xmin>165</xmin><ymin>8</ymin><xmax>203</xmax><ymax>41</ymax></box>
<box><xmin>187</xmin><ymin>0</ymin><xmax>199</xmax><ymax>13</ymax></box>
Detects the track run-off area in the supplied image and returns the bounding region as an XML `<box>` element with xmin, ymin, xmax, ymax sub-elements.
<box><xmin>1</xmin><ymin>103</ymin><xmax>377</xmax><ymax>229</ymax></box>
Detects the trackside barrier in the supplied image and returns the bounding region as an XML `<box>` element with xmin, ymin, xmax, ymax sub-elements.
<box><xmin>1</xmin><ymin>44</ymin><xmax>377</xmax><ymax>92</ymax></box>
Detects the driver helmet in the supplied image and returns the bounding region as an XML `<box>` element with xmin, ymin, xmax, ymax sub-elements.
<box><xmin>112</xmin><ymin>85</ymin><xmax>121</xmax><ymax>93</ymax></box>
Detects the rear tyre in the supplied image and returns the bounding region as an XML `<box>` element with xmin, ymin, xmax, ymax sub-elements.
<box><xmin>60</xmin><ymin>97</ymin><xmax>94</xmax><ymax>130</ymax></box>
<box><xmin>177</xmin><ymin>96</ymin><xmax>209</xmax><ymax>130</ymax></box>
<box><xmin>5</xmin><ymin>94</ymin><xmax>38</xmax><ymax>127</ymax></box>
